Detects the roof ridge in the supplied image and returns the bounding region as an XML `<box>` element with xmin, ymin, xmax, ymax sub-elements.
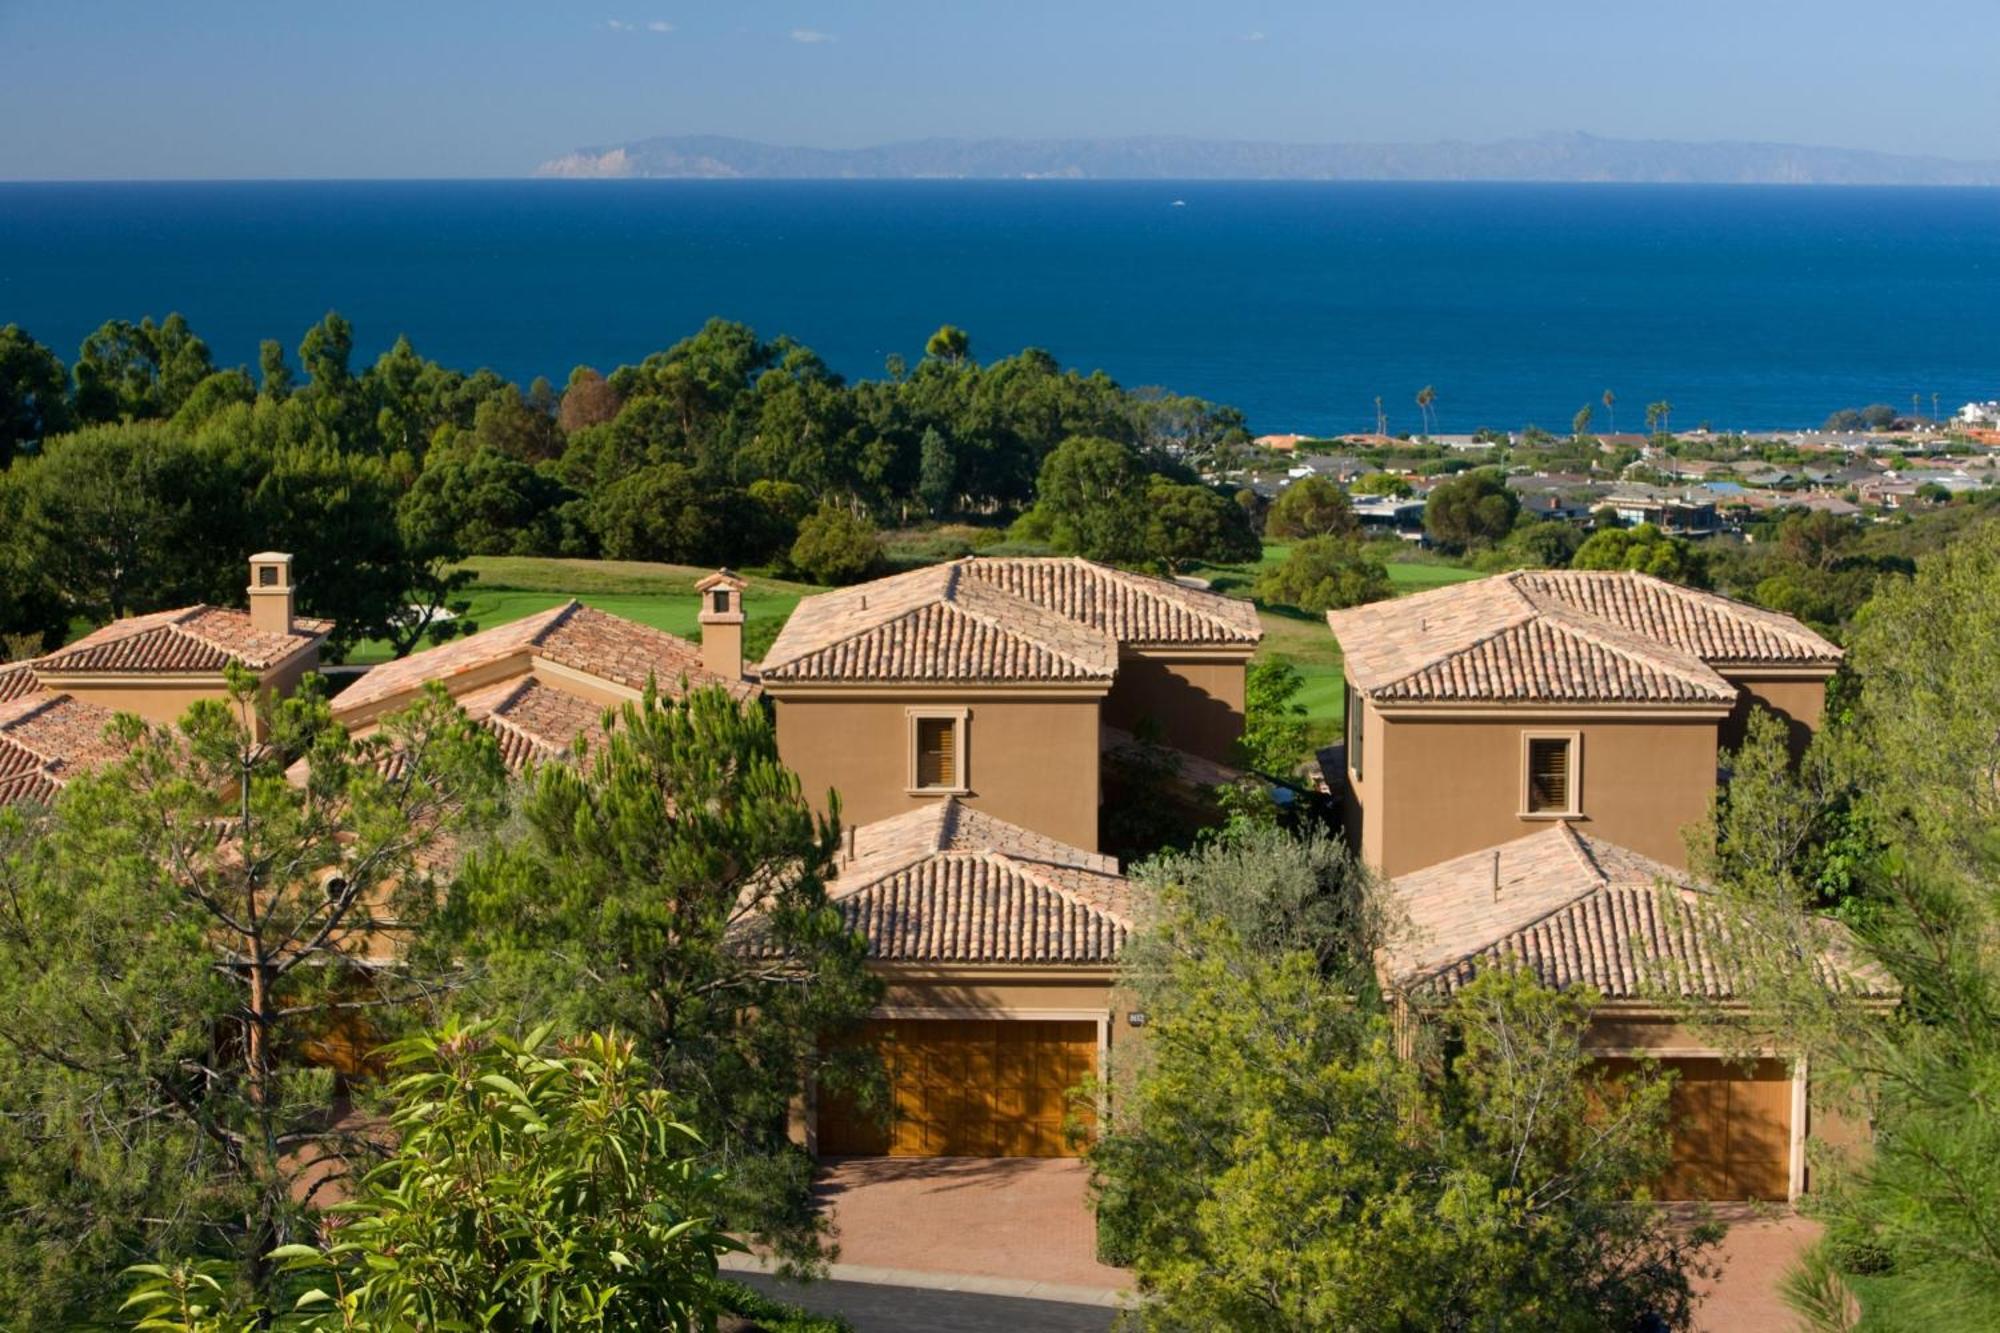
<box><xmin>1637</xmin><ymin>573</ymin><xmax>1834</xmax><ymax>656</ymax></box>
<box><xmin>1552</xmin><ymin>821</ymin><xmax>1608</xmax><ymax>887</ymax></box>
<box><xmin>1086</xmin><ymin>559</ymin><xmax>1241</xmax><ymax>636</ymax></box>
<box><xmin>954</xmin><ymin>848</ymin><xmax>1131</xmax><ymax>925</ymax></box>
<box><xmin>945</xmin><ymin>577</ymin><xmax>1117</xmax><ymax>677</ymax></box>
<box><xmin>526</xmin><ymin>599</ymin><xmax>586</xmax><ymax>646</ymax></box>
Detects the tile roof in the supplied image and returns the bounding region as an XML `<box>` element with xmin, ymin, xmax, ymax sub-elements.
<box><xmin>1384</xmin><ymin>825</ymin><xmax>1891</xmax><ymax>1001</ymax></box>
<box><xmin>0</xmin><ymin>690</ymin><xmax>127</xmax><ymax>807</ymax></box>
<box><xmin>0</xmin><ymin>663</ymin><xmax>39</xmax><ymax>704</ymax></box>
<box><xmin>769</xmin><ymin>800</ymin><xmax>1132</xmax><ymax>965</ymax></box>
<box><xmin>759</xmin><ymin>557</ymin><xmax>1257</xmax><ymax>685</ymax></box>
<box><xmin>456</xmin><ymin>676</ymin><xmax>612</xmax><ymax>773</ymax></box>
<box><xmin>1327</xmin><ymin>570</ymin><xmax>1839</xmax><ymax>706</ymax></box>
<box><xmin>334</xmin><ymin>601</ymin><xmax>754</xmax><ymax>717</ymax></box>
<box><xmin>35</xmin><ymin>606</ymin><xmax>328</xmax><ymax>675</ymax></box>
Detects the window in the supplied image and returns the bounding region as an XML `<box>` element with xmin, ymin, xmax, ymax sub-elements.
<box><xmin>1345</xmin><ymin>684</ymin><xmax>1364</xmax><ymax>781</ymax></box>
<box><xmin>710</xmin><ymin>589</ymin><xmax>731</xmax><ymax>614</ymax></box>
<box><xmin>909</xmin><ymin>709</ymin><xmax>968</xmax><ymax>793</ymax></box>
<box><xmin>1523</xmin><ymin>733</ymin><xmax>1580</xmax><ymax>816</ymax></box>
<box><xmin>258</xmin><ymin>564</ymin><xmax>279</xmax><ymax>587</ymax></box>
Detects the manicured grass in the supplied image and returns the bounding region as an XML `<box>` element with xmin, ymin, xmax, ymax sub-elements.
<box><xmin>344</xmin><ymin>557</ymin><xmax>815</xmax><ymax>666</ymax></box>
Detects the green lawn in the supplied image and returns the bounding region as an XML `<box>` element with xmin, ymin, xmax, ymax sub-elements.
<box><xmin>345</xmin><ymin>557</ymin><xmax>814</xmax><ymax>666</ymax></box>
<box><xmin>341</xmin><ymin>547</ymin><xmax>1479</xmax><ymax>749</ymax></box>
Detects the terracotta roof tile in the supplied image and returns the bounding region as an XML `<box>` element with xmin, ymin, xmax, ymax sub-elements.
<box><xmin>760</xmin><ymin>557</ymin><xmax>1254</xmax><ymax>685</ymax></box>
<box><xmin>36</xmin><ymin>606</ymin><xmax>327</xmax><ymax>675</ymax></box>
<box><xmin>1385</xmin><ymin>826</ymin><xmax>1890</xmax><ymax>1001</ymax></box>
<box><xmin>746</xmin><ymin>800</ymin><xmax>1132</xmax><ymax>965</ymax></box>
<box><xmin>0</xmin><ymin>663</ymin><xmax>38</xmax><ymax>704</ymax></box>
<box><xmin>0</xmin><ymin>690</ymin><xmax>128</xmax><ymax>806</ymax></box>
<box><xmin>1328</xmin><ymin>571</ymin><xmax>1838</xmax><ymax>706</ymax></box>
<box><xmin>335</xmin><ymin>602</ymin><xmax>753</xmax><ymax>718</ymax></box>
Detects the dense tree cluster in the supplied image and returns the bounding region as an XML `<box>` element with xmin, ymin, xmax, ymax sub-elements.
<box><xmin>0</xmin><ymin>315</ymin><xmax>1251</xmax><ymax>657</ymax></box>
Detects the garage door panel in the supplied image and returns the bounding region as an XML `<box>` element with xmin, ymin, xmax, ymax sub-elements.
<box><xmin>820</xmin><ymin>1018</ymin><xmax>1100</xmax><ymax>1158</ymax></box>
<box><xmin>1599</xmin><ymin>1056</ymin><xmax>1793</xmax><ymax>1202</ymax></box>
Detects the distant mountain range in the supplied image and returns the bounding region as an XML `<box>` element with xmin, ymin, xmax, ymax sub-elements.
<box><xmin>534</xmin><ymin>131</ymin><xmax>2000</xmax><ymax>185</ymax></box>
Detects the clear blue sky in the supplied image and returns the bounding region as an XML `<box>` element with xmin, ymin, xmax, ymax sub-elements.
<box><xmin>1</xmin><ymin>0</ymin><xmax>1993</xmax><ymax>178</ymax></box>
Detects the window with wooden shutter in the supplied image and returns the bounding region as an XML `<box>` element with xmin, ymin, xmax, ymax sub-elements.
<box><xmin>1525</xmin><ymin>735</ymin><xmax>1575</xmax><ymax>814</ymax></box>
<box><xmin>914</xmin><ymin>715</ymin><xmax>960</xmax><ymax>790</ymax></box>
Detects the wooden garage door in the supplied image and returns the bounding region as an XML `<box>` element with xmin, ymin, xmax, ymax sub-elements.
<box><xmin>819</xmin><ymin>1019</ymin><xmax>1098</xmax><ymax>1157</ymax></box>
<box><xmin>1602</xmin><ymin>1057</ymin><xmax>1793</xmax><ymax>1201</ymax></box>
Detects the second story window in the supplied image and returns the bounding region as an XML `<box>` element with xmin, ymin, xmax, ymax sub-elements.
<box><xmin>909</xmin><ymin>709</ymin><xmax>969</xmax><ymax>793</ymax></box>
<box><xmin>1523</xmin><ymin>733</ymin><xmax>1580</xmax><ymax>817</ymax></box>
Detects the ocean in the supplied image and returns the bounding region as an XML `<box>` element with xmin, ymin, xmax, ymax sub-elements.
<box><xmin>2</xmin><ymin>180</ymin><xmax>1997</xmax><ymax>434</ymax></box>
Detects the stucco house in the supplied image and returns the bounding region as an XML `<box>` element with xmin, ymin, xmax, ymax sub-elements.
<box><xmin>781</xmin><ymin>799</ymin><xmax>1136</xmax><ymax>1159</ymax></box>
<box><xmin>0</xmin><ymin>553</ymin><xmax>328</xmax><ymax>804</ymax></box>
<box><xmin>1327</xmin><ymin>570</ymin><xmax>1842</xmax><ymax>878</ymax></box>
<box><xmin>323</xmin><ymin>580</ymin><xmax>756</xmax><ymax>763</ymax></box>
<box><xmin>1327</xmin><ymin>570</ymin><xmax>1870</xmax><ymax>1200</ymax></box>
<box><xmin>757</xmin><ymin>556</ymin><xmax>1261</xmax><ymax>853</ymax></box>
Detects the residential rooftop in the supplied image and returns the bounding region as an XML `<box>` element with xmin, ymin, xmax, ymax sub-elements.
<box><xmin>34</xmin><ymin>605</ymin><xmax>330</xmax><ymax>676</ymax></box>
<box><xmin>1327</xmin><ymin>570</ymin><xmax>1841</xmax><ymax>707</ymax></box>
<box><xmin>759</xmin><ymin>556</ymin><xmax>1259</xmax><ymax>686</ymax></box>
<box><xmin>0</xmin><ymin>690</ymin><xmax>126</xmax><ymax>807</ymax></box>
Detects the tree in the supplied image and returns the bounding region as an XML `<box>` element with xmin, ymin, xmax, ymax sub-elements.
<box><xmin>789</xmin><ymin>503</ymin><xmax>880</xmax><ymax>585</ymax></box>
<box><xmin>1571</xmin><ymin>521</ymin><xmax>1710</xmax><ymax>586</ymax></box>
<box><xmin>238</xmin><ymin>1023</ymin><xmax>730</xmax><ymax>1331</ymax></box>
<box><xmin>1603</xmin><ymin>388</ymin><xmax>1617</xmax><ymax>433</ymax></box>
<box><xmin>448</xmin><ymin>688</ymin><xmax>881</xmax><ymax>1269</ymax></box>
<box><xmin>1353</xmin><ymin>471</ymin><xmax>1414</xmax><ymax>499</ymax></box>
<box><xmin>1484</xmin><ymin>519</ymin><xmax>1584</xmax><ymax>571</ymax></box>
<box><xmin>1416</xmin><ymin>384</ymin><xmax>1438</xmax><ymax>436</ymax></box>
<box><xmin>1645</xmin><ymin>400</ymin><xmax>1674</xmax><ymax>437</ymax></box>
<box><xmin>1422</xmin><ymin>469</ymin><xmax>1520</xmax><ymax>552</ymax></box>
<box><xmin>592</xmin><ymin>463</ymin><xmax>744</xmax><ymax>566</ymax></box>
<box><xmin>917</xmin><ymin>425</ymin><xmax>956</xmax><ymax>516</ymax></box>
<box><xmin>1237</xmin><ymin>659</ymin><xmax>1311</xmax><ymax>777</ymax></box>
<box><xmin>0</xmin><ymin>324</ymin><xmax>69</xmax><ymax>467</ymax></box>
<box><xmin>1691</xmin><ymin>524</ymin><xmax>2000</xmax><ymax>1327</ymax></box>
<box><xmin>1265</xmin><ymin>475</ymin><xmax>1358</xmax><ymax>540</ymax></box>
<box><xmin>256</xmin><ymin>340</ymin><xmax>293</xmax><ymax>401</ymax></box>
<box><xmin>1092</xmin><ymin>829</ymin><xmax>1711</xmax><ymax>1331</ymax></box>
<box><xmin>1254</xmin><ymin>535</ymin><xmax>1392</xmax><ymax>613</ymax></box>
<box><xmin>1029</xmin><ymin>435</ymin><xmax>1150</xmax><ymax>564</ymax></box>
<box><xmin>924</xmin><ymin>324</ymin><xmax>971</xmax><ymax>363</ymax></box>
<box><xmin>1144</xmin><ymin>477</ymin><xmax>1260</xmax><ymax>574</ymax></box>
<box><xmin>1572</xmin><ymin>404</ymin><xmax>1594</xmax><ymax>439</ymax></box>
<box><xmin>0</xmin><ymin>676</ymin><xmax>503</xmax><ymax>1319</ymax></box>
<box><xmin>72</xmin><ymin>315</ymin><xmax>215</xmax><ymax>425</ymax></box>
<box><xmin>559</xmin><ymin>364</ymin><xmax>622</xmax><ymax>433</ymax></box>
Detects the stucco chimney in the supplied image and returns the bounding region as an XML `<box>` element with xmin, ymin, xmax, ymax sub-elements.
<box><xmin>1490</xmin><ymin>850</ymin><xmax>1502</xmax><ymax>901</ymax></box>
<box><xmin>247</xmin><ymin>552</ymin><xmax>295</xmax><ymax>637</ymax></box>
<box><xmin>694</xmin><ymin>569</ymin><xmax>748</xmax><ymax>681</ymax></box>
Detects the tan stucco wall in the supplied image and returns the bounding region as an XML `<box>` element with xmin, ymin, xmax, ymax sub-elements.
<box><xmin>1368</xmin><ymin>712</ymin><xmax>1719</xmax><ymax>876</ymax></box>
<box><xmin>772</xmin><ymin>692</ymin><xmax>1104</xmax><ymax>850</ymax></box>
<box><xmin>1721</xmin><ymin>673</ymin><xmax>1830</xmax><ymax>759</ymax></box>
<box><xmin>1105</xmin><ymin>651</ymin><xmax>1248</xmax><ymax>764</ymax></box>
<box><xmin>47</xmin><ymin>646</ymin><xmax>320</xmax><ymax>738</ymax></box>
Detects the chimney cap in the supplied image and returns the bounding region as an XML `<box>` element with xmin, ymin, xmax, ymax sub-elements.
<box><xmin>249</xmin><ymin>551</ymin><xmax>294</xmax><ymax>565</ymax></box>
<box><xmin>695</xmin><ymin>568</ymin><xmax>747</xmax><ymax>592</ymax></box>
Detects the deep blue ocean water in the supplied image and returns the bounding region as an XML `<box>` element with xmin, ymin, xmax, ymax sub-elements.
<box><xmin>2</xmin><ymin>180</ymin><xmax>1997</xmax><ymax>434</ymax></box>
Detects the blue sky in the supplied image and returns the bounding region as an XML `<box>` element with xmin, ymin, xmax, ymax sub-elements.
<box><xmin>1</xmin><ymin>1</ymin><xmax>1993</xmax><ymax>178</ymax></box>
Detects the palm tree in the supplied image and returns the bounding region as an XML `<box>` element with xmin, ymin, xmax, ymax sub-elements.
<box><xmin>1415</xmin><ymin>385</ymin><xmax>1437</xmax><ymax>437</ymax></box>
<box><xmin>1374</xmin><ymin>395</ymin><xmax>1386</xmax><ymax>436</ymax></box>
<box><xmin>1573</xmin><ymin>404</ymin><xmax>1594</xmax><ymax>440</ymax></box>
<box><xmin>1602</xmin><ymin>388</ymin><xmax>1616</xmax><ymax>433</ymax></box>
<box><xmin>1645</xmin><ymin>400</ymin><xmax>1673</xmax><ymax>438</ymax></box>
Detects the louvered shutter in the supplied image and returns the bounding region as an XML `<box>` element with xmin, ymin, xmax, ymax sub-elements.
<box><xmin>916</xmin><ymin>716</ymin><xmax>958</xmax><ymax>789</ymax></box>
<box><xmin>1527</xmin><ymin>737</ymin><xmax>1571</xmax><ymax>813</ymax></box>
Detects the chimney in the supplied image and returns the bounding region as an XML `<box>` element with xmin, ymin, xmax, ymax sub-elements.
<box><xmin>1490</xmin><ymin>850</ymin><xmax>1502</xmax><ymax>902</ymax></box>
<box><xmin>247</xmin><ymin>552</ymin><xmax>295</xmax><ymax>637</ymax></box>
<box><xmin>695</xmin><ymin>569</ymin><xmax>748</xmax><ymax>681</ymax></box>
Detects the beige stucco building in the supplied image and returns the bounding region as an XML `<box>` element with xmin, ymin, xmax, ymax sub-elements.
<box><xmin>1328</xmin><ymin>570</ymin><xmax>1871</xmax><ymax>1201</ymax></box>
<box><xmin>758</xmin><ymin>556</ymin><xmax>1260</xmax><ymax>853</ymax></box>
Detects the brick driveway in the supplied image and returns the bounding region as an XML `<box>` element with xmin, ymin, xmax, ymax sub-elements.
<box><xmin>1692</xmin><ymin>1206</ymin><xmax>1820</xmax><ymax>1332</ymax></box>
<box><xmin>817</xmin><ymin>1156</ymin><xmax>1131</xmax><ymax>1293</ymax></box>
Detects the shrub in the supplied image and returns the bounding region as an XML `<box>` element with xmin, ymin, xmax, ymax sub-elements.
<box><xmin>789</xmin><ymin>505</ymin><xmax>880</xmax><ymax>585</ymax></box>
<box><xmin>1253</xmin><ymin>536</ymin><xmax>1391</xmax><ymax>613</ymax></box>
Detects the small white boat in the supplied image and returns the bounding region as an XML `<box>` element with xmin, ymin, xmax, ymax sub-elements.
<box><xmin>1170</xmin><ymin>199</ymin><xmax>1186</xmax><ymax>207</ymax></box>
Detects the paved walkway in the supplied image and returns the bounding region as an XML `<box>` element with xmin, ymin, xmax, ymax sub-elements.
<box><xmin>1693</xmin><ymin>1207</ymin><xmax>1819</xmax><ymax>1332</ymax></box>
<box><xmin>814</xmin><ymin>1156</ymin><xmax>1131</xmax><ymax>1293</ymax></box>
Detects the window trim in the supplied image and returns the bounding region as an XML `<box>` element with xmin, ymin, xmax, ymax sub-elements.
<box><xmin>907</xmin><ymin>707</ymin><xmax>971</xmax><ymax>795</ymax></box>
<box><xmin>1519</xmin><ymin>730</ymin><xmax>1582</xmax><ymax>819</ymax></box>
<box><xmin>1345</xmin><ymin>684</ymin><xmax>1365</xmax><ymax>782</ymax></box>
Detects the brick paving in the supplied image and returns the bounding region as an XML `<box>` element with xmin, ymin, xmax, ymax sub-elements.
<box><xmin>817</xmin><ymin>1156</ymin><xmax>1132</xmax><ymax>1292</ymax></box>
<box><xmin>1693</xmin><ymin>1207</ymin><xmax>1821</xmax><ymax>1332</ymax></box>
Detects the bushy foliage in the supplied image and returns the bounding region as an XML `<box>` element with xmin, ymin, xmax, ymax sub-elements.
<box><xmin>789</xmin><ymin>503</ymin><xmax>881</xmax><ymax>584</ymax></box>
<box><xmin>1571</xmin><ymin>521</ymin><xmax>1709</xmax><ymax>586</ymax></box>
<box><xmin>1254</xmin><ymin>535</ymin><xmax>1391</xmax><ymax>612</ymax></box>
<box><xmin>1094</xmin><ymin>829</ymin><xmax>1712</xmax><ymax>1330</ymax></box>
<box><xmin>447</xmin><ymin>686</ymin><xmax>882</xmax><ymax>1268</ymax></box>
<box><xmin>1236</xmin><ymin>658</ymin><xmax>1311</xmax><ymax>777</ymax></box>
<box><xmin>1422</xmin><ymin>468</ymin><xmax>1520</xmax><ymax>552</ymax></box>
<box><xmin>1264</xmin><ymin>475</ymin><xmax>1358</xmax><ymax>540</ymax></box>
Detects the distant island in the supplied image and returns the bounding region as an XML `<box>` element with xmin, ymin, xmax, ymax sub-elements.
<box><xmin>535</xmin><ymin>131</ymin><xmax>2000</xmax><ymax>185</ymax></box>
